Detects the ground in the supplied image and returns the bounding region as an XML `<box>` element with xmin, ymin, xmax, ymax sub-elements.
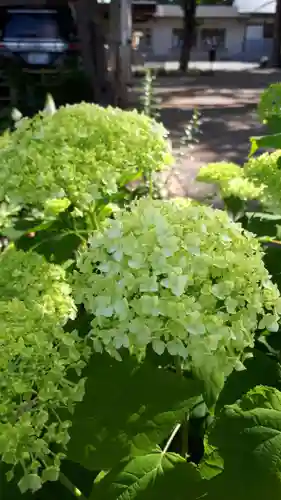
<box><xmin>139</xmin><ymin>62</ymin><xmax>281</xmax><ymax>200</ymax></box>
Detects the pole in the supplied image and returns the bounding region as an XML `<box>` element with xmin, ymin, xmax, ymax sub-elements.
<box><xmin>272</xmin><ymin>0</ymin><xmax>281</xmax><ymax>66</ymax></box>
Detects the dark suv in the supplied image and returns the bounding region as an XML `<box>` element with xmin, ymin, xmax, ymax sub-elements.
<box><xmin>0</xmin><ymin>6</ymin><xmax>80</xmax><ymax>70</ymax></box>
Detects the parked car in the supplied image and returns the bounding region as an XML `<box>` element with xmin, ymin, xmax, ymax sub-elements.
<box><xmin>0</xmin><ymin>6</ymin><xmax>80</xmax><ymax>71</ymax></box>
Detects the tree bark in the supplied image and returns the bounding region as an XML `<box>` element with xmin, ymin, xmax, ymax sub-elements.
<box><xmin>272</xmin><ymin>0</ymin><xmax>281</xmax><ymax>66</ymax></box>
<box><xmin>179</xmin><ymin>0</ymin><xmax>197</xmax><ymax>72</ymax></box>
<box><xmin>74</xmin><ymin>0</ymin><xmax>112</xmax><ymax>104</ymax></box>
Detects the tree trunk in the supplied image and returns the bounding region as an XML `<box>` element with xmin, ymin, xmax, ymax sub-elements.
<box><xmin>75</xmin><ymin>0</ymin><xmax>112</xmax><ymax>104</ymax></box>
<box><xmin>108</xmin><ymin>0</ymin><xmax>132</xmax><ymax>107</ymax></box>
<box><xmin>90</xmin><ymin>13</ymin><xmax>113</xmax><ymax>105</ymax></box>
<box><xmin>179</xmin><ymin>0</ymin><xmax>197</xmax><ymax>73</ymax></box>
<box><xmin>272</xmin><ymin>0</ymin><xmax>281</xmax><ymax>66</ymax></box>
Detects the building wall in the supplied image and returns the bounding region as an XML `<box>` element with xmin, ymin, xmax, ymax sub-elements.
<box><xmin>133</xmin><ymin>14</ymin><xmax>274</xmax><ymax>62</ymax></box>
<box><xmin>133</xmin><ymin>17</ymin><xmax>245</xmax><ymax>59</ymax></box>
<box><xmin>242</xmin><ymin>22</ymin><xmax>273</xmax><ymax>60</ymax></box>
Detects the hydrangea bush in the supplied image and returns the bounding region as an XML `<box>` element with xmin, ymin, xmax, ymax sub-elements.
<box><xmin>197</xmin><ymin>161</ymin><xmax>262</xmax><ymax>201</ymax></box>
<box><xmin>0</xmin><ymin>103</ymin><xmax>172</xmax><ymax>211</ymax></box>
<box><xmin>198</xmin><ymin>153</ymin><xmax>281</xmax><ymax>212</ymax></box>
<box><xmin>2</xmin><ymin>89</ymin><xmax>281</xmax><ymax>500</ymax></box>
<box><xmin>198</xmin><ymin>85</ymin><xmax>281</xmax><ymax>214</ymax></box>
<box><xmin>0</xmin><ymin>248</ymin><xmax>86</xmax><ymax>492</ymax></box>
<box><xmin>73</xmin><ymin>198</ymin><xmax>281</xmax><ymax>378</ymax></box>
<box><xmin>244</xmin><ymin>151</ymin><xmax>281</xmax><ymax>212</ymax></box>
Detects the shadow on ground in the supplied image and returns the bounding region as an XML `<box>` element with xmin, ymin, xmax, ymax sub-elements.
<box><xmin>149</xmin><ymin>68</ymin><xmax>280</xmax><ymax>198</ymax></box>
<box><xmin>161</xmin><ymin>104</ymin><xmax>262</xmax><ymax>164</ymax></box>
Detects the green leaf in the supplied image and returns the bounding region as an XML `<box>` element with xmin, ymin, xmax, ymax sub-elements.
<box><xmin>199</xmin><ymin>443</ymin><xmax>224</xmax><ymax>480</ymax></box>
<box><xmin>242</xmin><ymin>211</ymin><xmax>281</xmax><ymax>242</ymax></box>
<box><xmin>265</xmin><ymin>114</ymin><xmax>281</xmax><ymax>134</ymax></box>
<box><xmin>208</xmin><ymin>385</ymin><xmax>281</xmax><ymax>499</ymax></box>
<box><xmin>67</xmin><ymin>353</ymin><xmax>202</xmax><ymax>470</ymax></box>
<box><xmin>18</xmin><ymin>474</ymin><xmax>42</xmax><ymax>494</ymax></box>
<box><xmin>193</xmin><ymin>364</ymin><xmax>225</xmax><ymax>408</ymax></box>
<box><xmin>245</xmin><ymin>211</ymin><xmax>281</xmax><ymax>222</ymax></box>
<box><xmin>90</xmin><ymin>451</ymin><xmax>203</xmax><ymax>500</ymax></box>
<box><xmin>263</xmin><ymin>243</ymin><xmax>281</xmax><ymax>292</ymax></box>
<box><xmin>250</xmin><ymin>132</ymin><xmax>281</xmax><ymax>156</ymax></box>
<box><xmin>217</xmin><ymin>349</ymin><xmax>281</xmax><ymax>411</ymax></box>
<box><xmin>17</xmin><ymin>230</ymin><xmax>82</xmax><ymax>264</ymax></box>
<box><xmin>41</xmin><ymin>467</ymin><xmax>59</xmax><ymax>483</ymax></box>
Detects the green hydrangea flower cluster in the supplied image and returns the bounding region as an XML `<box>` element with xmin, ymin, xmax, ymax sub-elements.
<box><xmin>197</xmin><ymin>162</ymin><xmax>262</xmax><ymax>200</ymax></box>
<box><xmin>0</xmin><ymin>200</ymin><xmax>21</xmax><ymax>231</ymax></box>
<box><xmin>0</xmin><ymin>104</ymin><xmax>172</xmax><ymax>210</ymax></box>
<box><xmin>244</xmin><ymin>151</ymin><xmax>281</xmax><ymax>212</ymax></box>
<box><xmin>73</xmin><ymin>198</ymin><xmax>281</xmax><ymax>378</ymax></box>
<box><xmin>0</xmin><ymin>248</ymin><xmax>85</xmax><ymax>492</ymax></box>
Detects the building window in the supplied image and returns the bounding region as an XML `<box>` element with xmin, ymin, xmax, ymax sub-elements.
<box><xmin>200</xmin><ymin>28</ymin><xmax>226</xmax><ymax>48</ymax></box>
<box><xmin>263</xmin><ymin>23</ymin><xmax>274</xmax><ymax>39</ymax></box>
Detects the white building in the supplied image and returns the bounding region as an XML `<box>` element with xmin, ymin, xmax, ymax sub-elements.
<box><xmin>133</xmin><ymin>0</ymin><xmax>276</xmax><ymax>61</ymax></box>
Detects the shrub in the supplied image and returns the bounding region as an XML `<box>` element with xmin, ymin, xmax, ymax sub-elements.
<box><xmin>2</xmin><ymin>90</ymin><xmax>281</xmax><ymax>500</ymax></box>
<box><xmin>197</xmin><ymin>84</ymin><xmax>281</xmax><ymax>213</ymax></box>
<box><xmin>0</xmin><ymin>248</ymin><xmax>86</xmax><ymax>491</ymax></box>
<box><xmin>0</xmin><ymin>103</ymin><xmax>172</xmax><ymax>211</ymax></box>
<box><xmin>244</xmin><ymin>151</ymin><xmax>281</xmax><ymax>212</ymax></box>
<box><xmin>73</xmin><ymin>198</ymin><xmax>281</xmax><ymax>378</ymax></box>
<box><xmin>197</xmin><ymin>161</ymin><xmax>262</xmax><ymax>201</ymax></box>
<box><xmin>197</xmin><ymin>153</ymin><xmax>281</xmax><ymax>213</ymax></box>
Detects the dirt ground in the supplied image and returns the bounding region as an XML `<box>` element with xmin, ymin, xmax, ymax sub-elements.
<box><xmin>151</xmin><ymin>68</ymin><xmax>281</xmax><ymax>200</ymax></box>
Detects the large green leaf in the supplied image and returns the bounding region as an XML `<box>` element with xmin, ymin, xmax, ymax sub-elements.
<box><xmin>208</xmin><ymin>385</ymin><xmax>281</xmax><ymax>499</ymax></box>
<box><xmin>198</xmin><ymin>443</ymin><xmax>223</xmax><ymax>480</ymax></box>
<box><xmin>250</xmin><ymin>132</ymin><xmax>281</xmax><ymax>155</ymax></box>
<box><xmin>90</xmin><ymin>451</ymin><xmax>203</xmax><ymax>500</ymax></box>
<box><xmin>217</xmin><ymin>349</ymin><xmax>281</xmax><ymax>411</ymax></box>
<box><xmin>15</xmin><ymin>213</ymin><xmax>82</xmax><ymax>264</ymax></box>
<box><xmin>66</xmin><ymin>353</ymin><xmax>202</xmax><ymax>470</ymax></box>
<box><xmin>192</xmin><ymin>364</ymin><xmax>225</xmax><ymax>408</ymax></box>
<box><xmin>263</xmin><ymin>244</ymin><xmax>281</xmax><ymax>292</ymax></box>
<box><xmin>265</xmin><ymin>115</ymin><xmax>281</xmax><ymax>134</ymax></box>
<box><xmin>242</xmin><ymin>212</ymin><xmax>281</xmax><ymax>238</ymax></box>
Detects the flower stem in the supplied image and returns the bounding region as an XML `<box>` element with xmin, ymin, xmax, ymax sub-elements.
<box><xmin>59</xmin><ymin>472</ymin><xmax>87</xmax><ymax>500</ymax></box>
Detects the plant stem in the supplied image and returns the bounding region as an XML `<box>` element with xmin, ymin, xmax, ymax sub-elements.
<box><xmin>175</xmin><ymin>356</ymin><xmax>189</xmax><ymax>459</ymax></box>
<box><xmin>163</xmin><ymin>423</ymin><xmax>181</xmax><ymax>454</ymax></box>
<box><xmin>175</xmin><ymin>355</ymin><xmax>183</xmax><ymax>377</ymax></box>
<box><xmin>181</xmin><ymin>412</ymin><xmax>189</xmax><ymax>459</ymax></box>
<box><xmin>88</xmin><ymin>209</ymin><xmax>98</xmax><ymax>231</ymax></box>
<box><xmin>59</xmin><ymin>472</ymin><xmax>87</xmax><ymax>500</ymax></box>
<box><xmin>149</xmin><ymin>174</ymin><xmax>153</xmax><ymax>198</ymax></box>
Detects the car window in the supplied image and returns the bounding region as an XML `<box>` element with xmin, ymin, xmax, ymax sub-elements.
<box><xmin>4</xmin><ymin>14</ymin><xmax>59</xmax><ymax>38</ymax></box>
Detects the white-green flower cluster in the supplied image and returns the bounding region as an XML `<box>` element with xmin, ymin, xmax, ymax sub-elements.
<box><xmin>0</xmin><ymin>104</ymin><xmax>172</xmax><ymax>210</ymax></box>
<box><xmin>198</xmin><ymin>155</ymin><xmax>281</xmax><ymax>212</ymax></box>
<box><xmin>0</xmin><ymin>200</ymin><xmax>21</xmax><ymax>231</ymax></box>
<box><xmin>197</xmin><ymin>162</ymin><xmax>262</xmax><ymax>200</ymax></box>
<box><xmin>73</xmin><ymin>198</ymin><xmax>281</xmax><ymax>378</ymax></box>
<box><xmin>244</xmin><ymin>151</ymin><xmax>281</xmax><ymax>212</ymax></box>
<box><xmin>0</xmin><ymin>248</ymin><xmax>85</xmax><ymax>492</ymax></box>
